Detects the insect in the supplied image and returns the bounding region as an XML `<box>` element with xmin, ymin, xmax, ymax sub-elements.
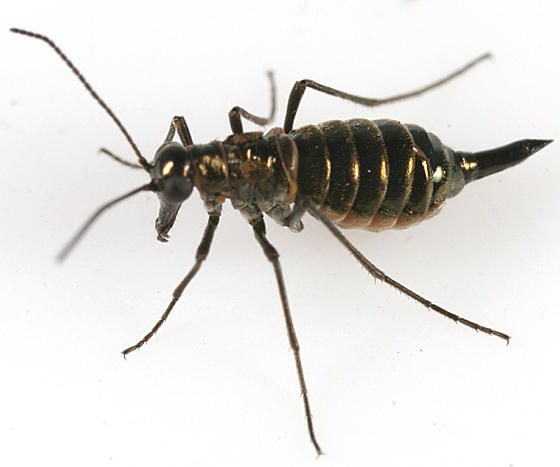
<box><xmin>10</xmin><ymin>28</ymin><xmax>552</xmax><ymax>455</ymax></box>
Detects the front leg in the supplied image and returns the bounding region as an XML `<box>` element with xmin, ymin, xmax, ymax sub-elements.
<box><xmin>122</xmin><ymin>212</ymin><xmax>221</xmax><ymax>356</ymax></box>
<box><xmin>99</xmin><ymin>115</ymin><xmax>194</xmax><ymax>169</ymax></box>
<box><xmin>164</xmin><ymin>115</ymin><xmax>194</xmax><ymax>146</ymax></box>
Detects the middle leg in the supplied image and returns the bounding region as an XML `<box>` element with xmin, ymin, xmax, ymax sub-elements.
<box><xmin>251</xmin><ymin>215</ymin><xmax>322</xmax><ymax>455</ymax></box>
<box><xmin>228</xmin><ymin>71</ymin><xmax>276</xmax><ymax>134</ymax></box>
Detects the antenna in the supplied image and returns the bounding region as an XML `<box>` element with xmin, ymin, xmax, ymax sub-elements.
<box><xmin>56</xmin><ymin>182</ymin><xmax>156</xmax><ymax>262</ymax></box>
<box><xmin>10</xmin><ymin>28</ymin><xmax>151</xmax><ymax>171</ymax></box>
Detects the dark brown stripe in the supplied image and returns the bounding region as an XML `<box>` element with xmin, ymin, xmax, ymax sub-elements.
<box><xmin>290</xmin><ymin>124</ymin><xmax>330</xmax><ymax>205</ymax></box>
<box><xmin>340</xmin><ymin>119</ymin><xmax>388</xmax><ymax>228</ymax></box>
<box><xmin>318</xmin><ymin>120</ymin><xmax>360</xmax><ymax>222</ymax></box>
<box><xmin>395</xmin><ymin>145</ymin><xmax>433</xmax><ymax>228</ymax></box>
<box><xmin>405</xmin><ymin>124</ymin><xmax>451</xmax><ymax>219</ymax></box>
<box><xmin>265</xmin><ymin>130</ymin><xmax>299</xmax><ymax>204</ymax></box>
<box><xmin>368</xmin><ymin>119</ymin><xmax>415</xmax><ymax>231</ymax></box>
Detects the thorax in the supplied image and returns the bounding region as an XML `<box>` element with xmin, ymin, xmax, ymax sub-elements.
<box><xmin>190</xmin><ymin>129</ymin><xmax>298</xmax><ymax>213</ymax></box>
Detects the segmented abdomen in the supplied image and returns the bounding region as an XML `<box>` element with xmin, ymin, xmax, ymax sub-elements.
<box><xmin>290</xmin><ymin>119</ymin><xmax>462</xmax><ymax>231</ymax></box>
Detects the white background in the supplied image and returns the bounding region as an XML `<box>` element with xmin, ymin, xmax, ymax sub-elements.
<box><xmin>1</xmin><ymin>1</ymin><xmax>559</xmax><ymax>466</ymax></box>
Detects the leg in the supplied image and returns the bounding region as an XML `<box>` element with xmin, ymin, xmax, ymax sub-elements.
<box><xmin>302</xmin><ymin>199</ymin><xmax>510</xmax><ymax>343</ymax></box>
<box><xmin>165</xmin><ymin>115</ymin><xmax>194</xmax><ymax>146</ymax></box>
<box><xmin>283</xmin><ymin>53</ymin><xmax>491</xmax><ymax>132</ymax></box>
<box><xmin>228</xmin><ymin>71</ymin><xmax>276</xmax><ymax>134</ymax></box>
<box><xmin>99</xmin><ymin>115</ymin><xmax>195</xmax><ymax>169</ymax></box>
<box><xmin>122</xmin><ymin>213</ymin><xmax>220</xmax><ymax>356</ymax></box>
<box><xmin>251</xmin><ymin>216</ymin><xmax>322</xmax><ymax>456</ymax></box>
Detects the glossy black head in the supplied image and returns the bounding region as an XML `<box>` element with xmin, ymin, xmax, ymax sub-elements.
<box><xmin>150</xmin><ymin>142</ymin><xmax>194</xmax><ymax>204</ymax></box>
<box><xmin>150</xmin><ymin>142</ymin><xmax>196</xmax><ymax>242</ymax></box>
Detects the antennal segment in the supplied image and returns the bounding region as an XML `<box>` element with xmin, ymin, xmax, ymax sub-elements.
<box><xmin>10</xmin><ymin>28</ymin><xmax>151</xmax><ymax>171</ymax></box>
<box><xmin>57</xmin><ymin>182</ymin><xmax>156</xmax><ymax>263</ymax></box>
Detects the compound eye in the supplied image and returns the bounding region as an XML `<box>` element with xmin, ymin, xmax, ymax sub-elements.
<box><xmin>160</xmin><ymin>174</ymin><xmax>193</xmax><ymax>204</ymax></box>
<box><xmin>151</xmin><ymin>142</ymin><xmax>194</xmax><ymax>204</ymax></box>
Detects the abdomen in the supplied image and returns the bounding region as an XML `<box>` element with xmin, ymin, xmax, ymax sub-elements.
<box><xmin>290</xmin><ymin>118</ymin><xmax>461</xmax><ymax>231</ymax></box>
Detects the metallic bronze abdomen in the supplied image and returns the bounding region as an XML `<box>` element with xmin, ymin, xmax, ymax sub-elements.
<box><xmin>290</xmin><ymin>119</ymin><xmax>457</xmax><ymax>231</ymax></box>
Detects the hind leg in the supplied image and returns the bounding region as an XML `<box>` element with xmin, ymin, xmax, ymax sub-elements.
<box><xmin>283</xmin><ymin>53</ymin><xmax>491</xmax><ymax>132</ymax></box>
